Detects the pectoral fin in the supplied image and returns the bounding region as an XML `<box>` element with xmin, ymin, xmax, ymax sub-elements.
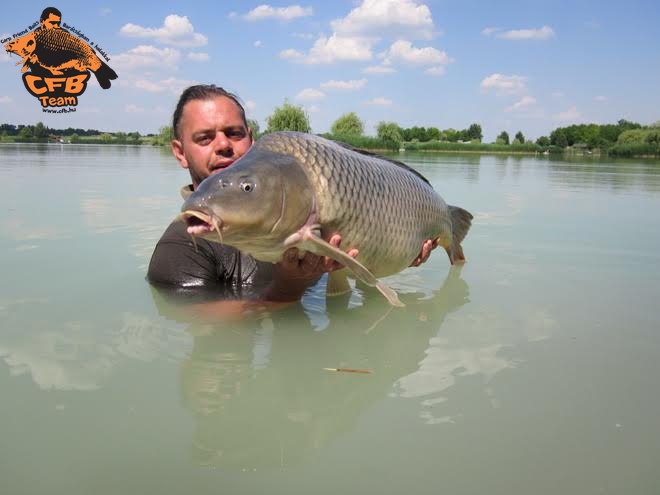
<box><xmin>301</xmin><ymin>233</ymin><xmax>405</xmax><ymax>308</ymax></box>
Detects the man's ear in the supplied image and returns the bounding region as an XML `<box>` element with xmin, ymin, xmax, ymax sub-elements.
<box><xmin>171</xmin><ymin>139</ymin><xmax>188</xmax><ymax>169</ymax></box>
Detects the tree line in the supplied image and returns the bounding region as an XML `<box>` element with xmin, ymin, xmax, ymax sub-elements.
<box><xmin>2</xmin><ymin>102</ymin><xmax>658</xmax><ymax>157</ymax></box>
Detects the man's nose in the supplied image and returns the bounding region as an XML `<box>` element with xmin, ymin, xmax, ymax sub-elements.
<box><xmin>213</xmin><ymin>132</ymin><xmax>231</xmax><ymax>152</ymax></box>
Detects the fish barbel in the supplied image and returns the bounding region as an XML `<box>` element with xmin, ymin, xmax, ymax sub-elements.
<box><xmin>181</xmin><ymin>132</ymin><xmax>472</xmax><ymax>307</ymax></box>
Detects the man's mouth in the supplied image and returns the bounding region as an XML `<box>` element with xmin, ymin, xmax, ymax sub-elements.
<box><xmin>209</xmin><ymin>160</ymin><xmax>234</xmax><ymax>173</ymax></box>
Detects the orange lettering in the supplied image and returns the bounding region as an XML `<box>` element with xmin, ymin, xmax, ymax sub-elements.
<box><xmin>26</xmin><ymin>75</ymin><xmax>48</xmax><ymax>95</ymax></box>
<box><xmin>44</xmin><ymin>78</ymin><xmax>66</xmax><ymax>92</ymax></box>
<box><xmin>64</xmin><ymin>74</ymin><xmax>89</xmax><ymax>94</ymax></box>
<box><xmin>65</xmin><ymin>74</ymin><xmax>89</xmax><ymax>94</ymax></box>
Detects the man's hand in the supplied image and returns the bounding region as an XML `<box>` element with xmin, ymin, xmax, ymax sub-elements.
<box><xmin>267</xmin><ymin>234</ymin><xmax>359</xmax><ymax>301</ymax></box>
<box><xmin>409</xmin><ymin>239</ymin><xmax>438</xmax><ymax>267</ymax></box>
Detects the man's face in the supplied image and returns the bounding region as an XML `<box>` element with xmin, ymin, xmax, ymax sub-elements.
<box><xmin>41</xmin><ymin>13</ymin><xmax>61</xmax><ymax>29</ymax></box>
<box><xmin>172</xmin><ymin>96</ymin><xmax>253</xmax><ymax>189</ymax></box>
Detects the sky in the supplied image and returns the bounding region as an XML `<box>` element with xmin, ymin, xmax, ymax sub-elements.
<box><xmin>1</xmin><ymin>0</ymin><xmax>659</xmax><ymax>142</ymax></box>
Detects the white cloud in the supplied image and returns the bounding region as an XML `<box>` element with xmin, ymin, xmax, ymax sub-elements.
<box><xmin>284</xmin><ymin>34</ymin><xmax>373</xmax><ymax>64</ymax></box>
<box><xmin>243</xmin><ymin>5</ymin><xmax>313</xmax><ymax>21</ymax></box>
<box><xmin>481</xmin><ymin>27</ymin><xmax>499</xmax><ymax>36</ymax></box>
<box><xmin>99</xmin><ymin>8</ymin><xmax>112</xmax><ymax>16</ymax></box>
<box><xmin>120</xmin><ymin>15</ymin><xmax>208</xmax><ymax>47</ymax></box>
<box><xmin>381</xmin><ymin>40</ymin><xmax>452</xmax><ymax>66</ymax></box>
<box><xmin>125</xmin><ymin>104</ymin><xmax>144</xmax><ymax>113</ymax></box>
<box><xmin>292</xmin><ymin>32</ymin><xmax>315</xmax><ymax>40</ymax></box>
<box><xmin>594</xmin><ymin>95</ymin><xmax>608</xmax><ymax>102</ymax></box>
<box><xmin>480</xmin><ymin>73</ymin><xmax>528</xmax><ymax>95</ymax></box>
<box><xmin>365</xmin><ymin>97</ymin><xmax>392</xmax><ymax>106</ymax></box>
<box><xmin>485</xmin><ymin>25</ymin><xmax>555</xmax><ymax>40</ymax></box>
<box><xmin>112</xmin><ymin>45</ymin><xmax>181</xmax><ymax>70</ymax></box>
<box><xmin>245</xmin><ymin>100</ymin><xmax>256</xmax><ymax>111</ymax></box>
<box><xmin>187</xmin><ymin>52</ymin><xmax>209</xmax><ymax>62</ymax></box>
<box><xmin>362</xmin><ymin>64</ymin><xmax>396</xmax><ymax>75</ymax></box>
<box><xmin>320</xmin><ymin>78</ymin><xmax>367</xmax><ymax>91</ymax></box>
<box><xmin>307</xmin><ymin>34</ymin><xmax>373</xmax><ymax>64</ymax></box>
<box><xmin>305</xmin><ymin>105</ymin><xmax>320</xmax><ymax>113</ymax></box>
<box><xmin>506</xmin><ymin>95</ymin><xmax>537</xmax><ymax>112</ymax></box>
<box><xmin>331</xmin><ymin>0</ymin><xmax>434</xmax><ymax>40</ymax></box>
<box><xmin>554</xmin><ymin>106</ymin><xmax>581</xmax><ymax>122</ymax></box>
<box><xmin>254</xmin><ymin>40</ymin><xmax>263</xmax><ymax>48</ymax></box>
<box><xmin>279</xmin><ymin>48</ymin><xmax>305</xmax><ymax>60</ymax></box>
<box><xmin>134</xmin><ymin>77</ymin><xmax>197</xmax><ymax>94</ymax></box>
<box><xmin>0</xmin><ymin>96</ymin><xmax>12</xmax><ymax>104</ymax></box>
<box><xmin>296</xmin><ymin>88</ymin><xmax>326</xmax><ymax>101</ymax></box>
<box><xmin>425</xmin><ymin>66</ymin><xmax>446</xmax><ymax>76</ymax></box>
<box><xmin>552</xmin><ymin>91</ymin><xmax>565</xmax><ymax>98</ymax></box>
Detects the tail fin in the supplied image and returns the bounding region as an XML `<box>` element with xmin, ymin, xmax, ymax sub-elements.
<box><xmin>447</xmin><ymin>205</ymin><xmax>473</xmax><ymax>264</ymax></box>
<box><xmin>94</xmin><ymin>61</ymin><xmax>118</xmax><ymax>89</ymax></box>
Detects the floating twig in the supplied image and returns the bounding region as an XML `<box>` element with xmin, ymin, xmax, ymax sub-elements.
<box><xmin>323</xmin><ymin>367</ymin><xmax>373</xmax><ymax>374</ymax></box>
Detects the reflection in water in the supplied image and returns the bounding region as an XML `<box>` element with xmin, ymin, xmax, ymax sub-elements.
<box><xmin>545</xmin><ymin>158</ymin><xmax>660</xmax><ymax>193</ymax></box>
<box><xmin>402</xmin><ymin>152</ymin><xmax>481</xmax><ymax>183</ymax></box>
<box><xmin>168</xmin><ymin>269</ymin><xmax>470</xmax><ymax>468</ymax></box>
<box><xmin>0</xmin><ymin>318</ymin><xmax>113</xmax><ymax>391</ymax></box>
<box><xmin>0</xmin><ymin>306</ymin><xmax>188</xmax><ymax>391</ymax></box>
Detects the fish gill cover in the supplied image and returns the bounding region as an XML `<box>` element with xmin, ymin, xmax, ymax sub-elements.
<box><xmin>3</xmin><ymin>7</ymin><xmax>117</xmax><ymax>111</ymax></box>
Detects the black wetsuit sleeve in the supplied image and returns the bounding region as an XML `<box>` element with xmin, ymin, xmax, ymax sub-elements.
<box><xmin>147</xmin><ymin>219</ymin><xmax>228</xmax><ymax>288</ymax></box>
<box><xmin>147</xmin><ymin>218</ymin><xmax>275</xmax><ymax>299</ymax></box>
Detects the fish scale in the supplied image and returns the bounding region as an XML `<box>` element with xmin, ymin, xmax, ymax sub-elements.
<box><xmin>257</xmin><ymin>132</ymin><xmax>455</xmax><ymax>277</ymax></box>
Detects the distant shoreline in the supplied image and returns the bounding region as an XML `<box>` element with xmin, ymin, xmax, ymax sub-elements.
<box><xmin>1</xmin><ymin>137</ymin><xmax>658</xmax><ymax>159</ymax></box>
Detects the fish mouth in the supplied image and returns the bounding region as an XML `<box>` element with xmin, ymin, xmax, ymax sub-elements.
<box><xmin>180</xmin><ymin>210</ymin><xmax>224</xmax><ymax>242</ymax></box>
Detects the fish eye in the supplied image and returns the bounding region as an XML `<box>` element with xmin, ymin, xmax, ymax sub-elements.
<box><xmin>240</xmin><ymin>182</ymin><xmax>254</xmax><ymax>192</ymax></box>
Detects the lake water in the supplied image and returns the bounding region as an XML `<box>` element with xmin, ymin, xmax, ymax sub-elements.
<box><xmin>1</xmin><ymin>143</ymin><xmax>660</xmax><ymax>494</ymax></box>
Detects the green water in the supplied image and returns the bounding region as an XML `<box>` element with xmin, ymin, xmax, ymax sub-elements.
<box><xmin>1</xmin><ymin>144</ymin><xmax>660</xmax><ymax>494</ymax></box>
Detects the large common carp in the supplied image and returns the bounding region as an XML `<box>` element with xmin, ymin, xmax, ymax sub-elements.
<box><xmin>181</xmin><ymin>131</ymin><xmax>472</xmax><ymax>307</ymax></box>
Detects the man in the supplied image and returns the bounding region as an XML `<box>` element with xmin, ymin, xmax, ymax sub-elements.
<box><xmin>39</xmin><ymin>7</ymin><xmax>63</xmax><ymax>30</ymax></box>
<box><xmin>147</xmin><ymin>84</ymin><xmax>434</xmax><ymax>309</ymax></box>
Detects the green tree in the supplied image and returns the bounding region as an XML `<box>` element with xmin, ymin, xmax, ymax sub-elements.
<box><xmin>18</xmin><ymin>126</ymin><xmax>33</xmax><ymax>139</ymax></box>
<box><xmin>331</xmin><ymin>112</ymin><xmax>364</xmax><ymax>137</ymax></box>
<box><xmin>427</xmin><ymin>127</ymin><xmax>441</xmax><ymax>141</ymax></box>
<box><xmin>70</xmin><ymin>133</ymin><xmax>80</xmax><ymax>143</ymax></box>
<box><xmin>496</xmin><ymin>131</ymin><xmax>510</xmax><ymax>145</ymax></box>
<box><xmin>158</xmin><ymin>125</ymin><xmax>173</xmax><ymax>145</ymax></box>
<box><xmin>34</xmin><ymin>121</ymin><xmax>48</xmax><ymax>138</ymax></box>
<box><xmin>536</xmin><ymin>136</ymin><xmax>551</xmax><ymax>146</ymax></box>
<box><xmin>552</xmin><ymin>129</ymin><xmax>569</xmax><ymax>148</ymax></box>
<box><xmin>646</xmin><ymin>130</ymin><xmax>660</xmax><ymax>144</ymax></box>
<box><xmin>266</xmin><ymin>100</ymin><xmax>311</xmax><ymax>133</ymax></box>
<box><xmin>128</xmin><ymin>131</ymin><xmax>141</xmax><ymax>143</ymax></box>
<box><xmin>247</xmin><ymin>118</ymin><xmax>260</xmax><ymax>138</ymax></box>
<box><xmin>444</xmin><ymin>128</ymin><xmax>459</xmax><ymax>142</ymax></box>
<box><xmin>100</xmin><ymin>133</ymin><xmax>113</xmax><ymax>143</ymax></box>
<box><xmin>466</xmin><ymin>123</ymin><xmax>483</xmax><ymax>142</ymax></box>
<box><xmin>376</xmin><ymin>121</ymin><xmax>403</xmax><ymax>145</ymax></box>
<box><xmin>514</xmin><ymin>131</ymin><xmax>525</xmax><ymax>144</ymax></box>
<box><xmin>617</xmin><ymin>129</ymin><xmax>648</xmax><ymax>144</ymax></box>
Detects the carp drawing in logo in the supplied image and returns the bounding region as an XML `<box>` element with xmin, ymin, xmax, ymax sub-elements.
<box><xmin>4</xmin><ymin>7</ymin><xmax>117</xmax><ymax>109</ymax></box>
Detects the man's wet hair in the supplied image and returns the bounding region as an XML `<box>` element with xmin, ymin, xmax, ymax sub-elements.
<box><xmin>172</xmin><ymin>84</ymin><xmax>248</xmax><ymax>140</ymax></box>
<box><xmin>40</xmin><ymin>7</ymin><xmax>62</xmax><ymax>22</ymax></box>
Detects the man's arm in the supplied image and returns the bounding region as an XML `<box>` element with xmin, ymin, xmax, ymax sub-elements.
<box><xmin>262</xmin><ymin>234</ymin><xmax>359</xmax><ymax>302</ymax></box>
